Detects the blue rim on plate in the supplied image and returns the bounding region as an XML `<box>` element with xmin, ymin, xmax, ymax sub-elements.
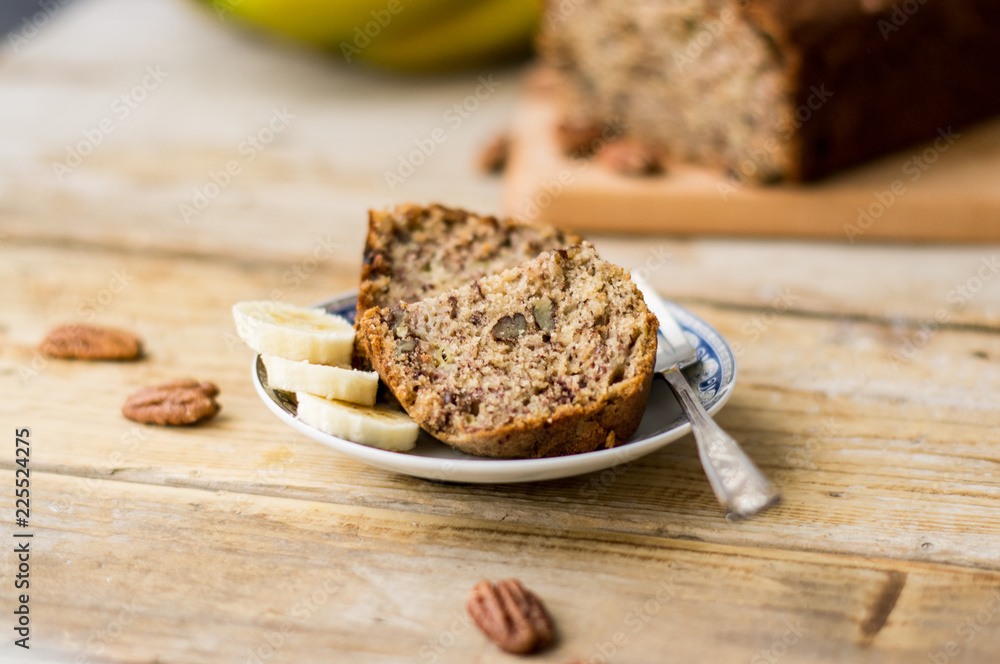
<box><xmin>253</xmin><ymin>291</ymin><xmax>737</xmax><ymax>484</ymax></box>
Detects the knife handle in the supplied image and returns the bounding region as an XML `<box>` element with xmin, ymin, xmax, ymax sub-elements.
<box><xmin>662</xmin><ymin>368</ymin><xmax>781</xmax><ymax>520</ymax></box>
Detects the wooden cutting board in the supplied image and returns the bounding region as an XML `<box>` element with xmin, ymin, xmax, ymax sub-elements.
<box><xmin>502</xmin><ymin>70</ymin><xmax>1000</xmax><ymax>241</ymax></box>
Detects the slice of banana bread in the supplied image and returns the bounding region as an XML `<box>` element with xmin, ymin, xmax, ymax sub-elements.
<box><xmin>359</xmin><ymin>243</ymin><xmax>658</xmax><ymax>459</ymax></box>
<box><xmin>355</xmin><ymin>203</ymin><xmax>580</xmax><ymax>367</ymax></box>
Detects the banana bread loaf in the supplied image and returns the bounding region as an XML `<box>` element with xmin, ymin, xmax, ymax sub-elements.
<box><xmin>541</xmin><ymin>0</ymin><xmax>1000</xmax><ymax>182</ymax></box>
<box><xmin>359</xmin><ymin>243</ymin><xmax>658</xmax><ymax>459</ymax></box>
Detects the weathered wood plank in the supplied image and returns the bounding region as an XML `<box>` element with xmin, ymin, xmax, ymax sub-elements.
<box><xmin>2</xmin><ymin>242</ymin><xmax>998</xmax><ymax>571</ymax></box>
<box><xmin>7</xmin><ymin>471</ymin><xmax>1000</xmax><ymax>664</ymax></box>
<box><xmin>598</xmin><ymin>239</ymin><xmax>1000</xmax><ymax>331</ymax></box>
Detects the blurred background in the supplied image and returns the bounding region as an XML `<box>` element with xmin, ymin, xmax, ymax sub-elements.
<box><xmin>2</xmin><ymin>0</ymin><xmax>539</xmax><ymax>265</ymax></box>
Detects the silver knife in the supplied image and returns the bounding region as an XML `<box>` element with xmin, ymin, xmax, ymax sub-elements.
<box><xmin>632</xmin><ymin>274</ymin><xmax>780</xmax><ymax>519</ymax></box>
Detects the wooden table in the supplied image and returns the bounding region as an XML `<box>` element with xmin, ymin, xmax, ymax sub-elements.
<box><xmin>3</xmin><ymin>1</ymin><xmax>1000</xmax><ymax>662</ymax></box>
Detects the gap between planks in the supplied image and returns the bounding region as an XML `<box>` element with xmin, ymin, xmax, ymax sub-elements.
<box><xmin>10</xmin><ymin>466</ymin><xmax>1000</xmax><ymax>579</ymax></box>
<box><xmin>681</xmin><ymin>296</ymin><xmax>1000</xmax><ymax>335</ymax></box>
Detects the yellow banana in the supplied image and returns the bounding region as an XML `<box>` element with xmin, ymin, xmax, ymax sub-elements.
<box><xmin>202</xmin><ymin>0</ymin><xmax>540</xmax><ymax>72</ymax></box>
<box><xmin>355</xmin><ymin>0</ymin><xmax>539</xmax><ymax>72</ymax></box>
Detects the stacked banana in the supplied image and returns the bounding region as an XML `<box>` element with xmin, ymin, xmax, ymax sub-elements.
<box><xmin>233</xmin><ymin>301</ymin><xmax>419</xmax><ymax>451</ymax></box>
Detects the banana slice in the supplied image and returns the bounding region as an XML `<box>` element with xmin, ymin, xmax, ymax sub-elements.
<box><xmin>296</xmin><ymin>392</ymin><xmax>419</xmax><ymax>451</ymax></box>
<box><xmin>233</xmin><ymin>301</ymin><xmax>354</xmax><ymax>366</ymax></box>
<box><xmin>262</xmin><ymin>354</ymin><xmax>378</xmax><ymax>406</ymax></box>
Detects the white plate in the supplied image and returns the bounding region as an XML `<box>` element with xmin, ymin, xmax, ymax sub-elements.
<box><xmin>253</xmin><ymin>291</ymin><xmax>736</xmax><ymax>484</ymax></box>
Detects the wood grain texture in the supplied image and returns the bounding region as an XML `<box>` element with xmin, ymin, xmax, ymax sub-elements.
<box><xmin>10</xmin><ymin>471</ymin><xmax>1000</xmax><ymax>664</ymax></box>
<box><xmin>2</xmin><ymin>241</ymin><xmax>999</xmax><ymax>575</ymax></box>
<box><xmin>2</xmin><ymin>0</ymin><xmax>1000</xmax><ymax>662</ymax></box>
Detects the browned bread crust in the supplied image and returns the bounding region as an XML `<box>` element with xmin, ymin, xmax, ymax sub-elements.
<box><xmin>359</xmin><ymin>243</ymin><xmax>657</xmax><ymax>459</ymax></box>
<box><xmin>542</xmin><ymin>0</ymin><xmax>1000</xmax><ymax>181</ymax></box>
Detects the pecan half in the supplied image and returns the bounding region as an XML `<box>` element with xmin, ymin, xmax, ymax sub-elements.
<box><xmin>40</xmin><ymin>324</ymin><xmax>143</xmax><ymax>361</ymax></box>
<box><xmin>478</xmin><ymin>132</ymin><xmax>511</xmax><ymax>175</ymax></box>
<box><xmin>532</xmin><ymin>297</ymin><xmax>555</xmax><ymax>333</ymax></box>
<box><xmin>597</xmin><ymin>139</ymin><xmax>665</xmax><ymax>176</ymax></box>
<box><xmin>467</xmin><ymin>579</ymin><xmax>555</xmax><ymax>654</ymax></box>
<box><xmin>122</xmin><ymin>379</ymin><xmax>220</xmax><ymax>426</ymax></box>
<box><xmin>556</xmin><ymin>118</ymin><xmax>606</xmax><ymax>158</ymax></box>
